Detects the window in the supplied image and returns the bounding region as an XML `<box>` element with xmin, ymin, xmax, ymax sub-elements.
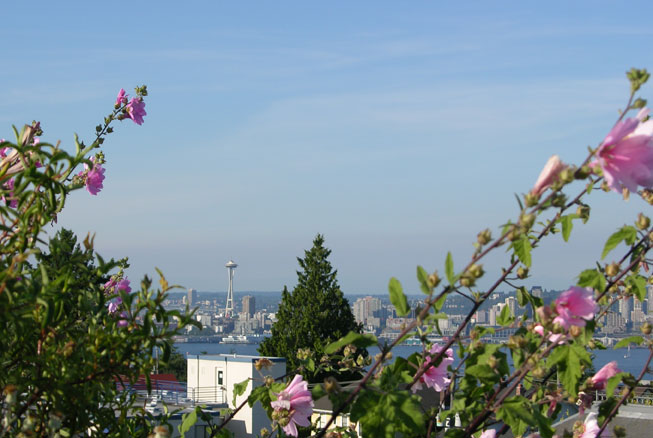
<box><xmin>218</xmin><ymin>370</ymin><xmax>223</xmax><ymax>386</ymax></box>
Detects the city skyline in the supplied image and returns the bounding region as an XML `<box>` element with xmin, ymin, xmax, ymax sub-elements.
<box><xmin>2</xmin><ymin>2</ymin><xmax>653</xmax><ymax>293</ymax></box>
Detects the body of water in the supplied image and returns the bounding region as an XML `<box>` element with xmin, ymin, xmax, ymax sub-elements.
<box><xmin>174</xmin><ymin>342</ymin><xmax>650</xmax><ymax>377</ymax></box>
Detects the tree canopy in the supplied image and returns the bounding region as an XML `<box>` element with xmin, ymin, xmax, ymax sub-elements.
<box><xmin>258</xmin><ymin>234</ymin><xmax>361</xmax><ymax>378</ymax></box>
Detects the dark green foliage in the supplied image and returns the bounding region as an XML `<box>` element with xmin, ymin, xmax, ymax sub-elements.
<box><xmin>258</xmin><ymin>234</ymin><xmax>362</xmax><ymax>380</ymax></box>
<box><xmin>159</xmin><ymin>347</ymin><xmax>188</xmax><ymax>382</ymax></box>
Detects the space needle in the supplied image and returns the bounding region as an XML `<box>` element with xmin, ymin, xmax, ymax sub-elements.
<box><xmin>225</xmin><ymin>260</ymin><xmax>238</xmax><ymax>317</ymax></box>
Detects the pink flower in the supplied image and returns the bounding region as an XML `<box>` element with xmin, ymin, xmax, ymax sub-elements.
<box><xmin>412</xmin><ymin>344</ymin><xmax>453</xmax><ymax>393</ymax></box>
<box><xmin>117</xmin><ymin>311</ymin><xmax>129</xmax><ymax>327</ymax></box>
<box><xmin>480</xmin><ymin>430</ymin><xmax>496</xmax><ymax>438</ymax></box>
<box><xmin>580</xmin><ymin>413</ymin><xmax>602</xmax><ymax>438</ymax></box>
<box><xmin>591</xmin><ymin>108</ymin><xmax>653</xmax><ymax>193</ymax></box>
<box><xmin>116</xmin><ymin>88</ymin><xmax>128</xmax><ymax>106</ymax></box>
<box><xmin>271</xmin><ymin>374</ymin><xmax>313</xmax><ymax>437</ymax></box>
<box><xmin>116</xmin><ymin>278</ymin><xmax>131</xmax><ymax>293</ymax></box>
<box><xmin>531</xmin><ymin>155</ymin><xmax>567</xmax><ymax>196</ymax></box>
<box><xmin>126</xmin><ymin>97</ymin><xmax>147</xmax><ymax>125</ymax></box>
<box><xmin>85</xmin><ymin>162</ymin><xmax>105</xmax><ymax>196</ymax></box>
<box><xmin>553</xmin><ymin>287</ymin><xmax>598</xmax><ymax>330</ymax></box>
<box><xmin>591</xmin><ymin>361</ymin><xmax>621</xmax><ymax>390</ymax></box>
<box><xmin>107</xmin><ymin>297</ymin><xmax>122</xmax><ymax>314</ymax></box>
<box><xmin>533</xmin><ymin>324</ymin><xmax>565</xmax><ymax>345</ymax></box>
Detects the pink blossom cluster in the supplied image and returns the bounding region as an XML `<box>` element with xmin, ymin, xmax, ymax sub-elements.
<box><xmin>77</xmin><ymin>158</ymin><xmax>105</xmax><ymax>196</ymax></box>
<box><xmin>412</xmin><ymin>344</ymin><xmax>454</xmax><ymax>393</ymax></box>
<box><xmin>104</xmin><ymin>276</ymin><xmax>131</xmax><ymax>327</ymax></box>
<box><xmin>116</xmin><ymin>88</ymin><xmax>147</xmax><ymax>125</ymax></box>
<box><xmin>534</xmin><ymin>287</ymin><xmax>597</xmax><ymax>344</ymax></box>
<box><xmin>591</xmin><ymin>107</ymin><xmax>653</xmax><ymax>193</ymax></box>
<box><xmin>271</xmin><ymin>374</ymin><xmax>313</xmax><ymax>437</ymax></box>
<box><xmin>531</xmin><ymin>155</ymin><xmax>567</xmax><ymax>196</ymax></box>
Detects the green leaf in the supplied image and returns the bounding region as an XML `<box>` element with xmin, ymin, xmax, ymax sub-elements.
<box><xmin>577</xmin><ymin>269</ymin><xmax>607</xmax><ymax>293</ymax></box>
<box><xmin>496</xmin><ymin>396</ymin><xmax>536</xmax><ymax>437</ymax></box>
<box><xmin>247</xmin><ymin>385</ymin><xmax>270</xmax><ymax>408</ymax></box>
<box><xmin>388</xmin><ymin>277</ymin><xmax>410</xmax><ymax>317</ymax></box>
<box><xmin>561</xmin><ymin>215</ymin><xmax>573</xmax><ymax>242</ymax></box>
<box><xmin>602</xmin><ymin>225</ymin><xmax>637</xmax><ymax>259</ymax></box>
<box><xmin>513</xmin><ymin>235</ymin><xmax>532</xmax><ymax>267</ymax></box>
<box><xmin>179</xmin><ymin>407</ymin><xmax>198</xmax><ymax>437</ymax></box>
<box><xmin>416</xmin><ymin>265</ymin><xmax>431</xmax><ymax>294</ymax></box>
<box><xmin>445</xmin><ymin>252</ymin><xmax>454</xmax><ymax>284</ymax></box>
<box><xmin>232</xmin><ymin>378</ymin><xmax>249</xmax><ymax>407</ymax></box>
<box><xmin>465</xmin><ymin>364</ymin><xmax>498</xmax><ymax>380</ymax></box>
<box><xmin>613</xmin><ymin>336</ymin><xmax>644</xmax><ymax>349</ymax></box>
<box><xmin>626</xmin><ymin>275</ymin><xmax>647</xmax><ymax>302</ymax></box>
<box><xmin>311</xmin><ymin>383</ymin><xmax>326</xmax><ymax>401</ymax></box>
<box><xmin>516</xmin><ymin>287</ymin><xmax>529</xmax><ymax>306</ymax></box>
<box><xmin>606</xmin><ymin>372</ymin><xmax>628</xmax><ymax>397</ymax></box>
<box><xmin>546</xmin><ymin>344</ymin><xmax>591</xmax><ymax>396</ymax></box>
<box><xmin>497</xmin><ymin>304</ymin><xmax>514</xmax><ymax>327</ymax></box>
<box><xmin>324</xmin><ymin>331</ymin><xmax>378</xmax><ymax>354</ymax></box>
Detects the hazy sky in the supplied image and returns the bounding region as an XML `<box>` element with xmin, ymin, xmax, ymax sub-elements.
<box><xmin>2</xmin><ymin>1</ymin><xmax>652</xmax><ymax>294</ymax></box>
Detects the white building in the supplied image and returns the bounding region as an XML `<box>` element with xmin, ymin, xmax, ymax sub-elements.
<box><xmin>187</xmin><ymin>354</ymin><xmax>286</xmax><ymax>438</ymax></box>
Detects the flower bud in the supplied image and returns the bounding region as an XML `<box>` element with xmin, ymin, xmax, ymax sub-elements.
<box><xmin>264</xmin><ymin>376</ymin><xmax>275</xmax><ymax>387</ymax></box>
<box><xmin>576</xmin><ymin>204</ymin><xmax>590</xmax><ymax>221</ymax></box>
<box><xmin>524</xmin><ymin>192</ymin><xmax>539</xmax><ymax>207</ymax></box>
<box><xmin>487</xmin><ymin>355</ymin><xmax>498</xmax><ymax>369</ymax></box>
<box><xmin>517</xmin><ymin>266</ymin><xmax>529</xmax><ymax>279</ymax></box>
<box><xmin>520</xmin><ymin>213</ymin><xmax>536</xmax><ymax>230</ymax></box>
<box><xmin>468</xmin><ymin>264</ymin><xmax>484</xmax><ymax>279</ymax></box>
<box><xmin>3</xmin><ymin>384</ymin><xmax>17</xmax><ymax>406</ymax></box>
<box><xmin>614</xmin><ymin>426</ymin><xmax>627</xmax><ymax>438</ymax></box>
<box><xmin>641</xmin><ymin>322</ymin><xmax>652</xmax><ymax>335</ymax></box>
<box><xmin>343</xmin><ymin>345</ymin><xmax>356</xmax><ymax>357</ymax></box>
<box><xmin>460</xmin><ymin>276</ymin><xmax>475</xmax><ymax>288</ymax></box>
<box><xmin>642</xmin><ymin>189</ymin><xmax>653</xmax><ymax>205</ymax></box>
<box><xmin>154</xmin><ymin>426</ymin><xmax>169</xmax><ymax>438</ymax></box>
<box><xmin>559</xmin><ymin>167</ymin><xmax>575</xmax><ymax>184</ymax></box>
<box><xmin>477</xmin><ymin>229</ymin><xmax>492</xmax><ymax>245</ymax></box>
<box><xmin>569</xmin><ymin>325</ymin><xmax>583</xmax><ymax>338</ymax></box>
<box><xmin>260</xmin><ymin>428</ymin><xmax>270</xmax><ymax>437</ymax></box>
<box><xmin>575</xmin><ymin>165</ymin><xmax>591</xmax><ymax>180</ymax></box>
<box><xmin>532</xmin><ymin>366</ymin><xmax>546</xmax><ymax>379</ymax></box>
<box><xmin>324</xmin><ymin>376</ymin><xmax>340</xmax><ymax>393</ymax></box>
<box><xmin>605</xmin><ymin>263</ymin><xmax>620</xmax><ymax>277</ymax></box>
<box><xmin>255</xmin><ymin>358</ymin><xmax>273</xmax><ymax>371</ymax></box>
<box><xmin>636</xmin><ymin>213</ymin><xmax>650</xmax><ymax>230</ymax></box>
<box><xmin>551</xmin><ymin>193</ymin><xmax>567</xmax><ymax>208</ymax></box>
<box><xmin>428</xmin><ymin>272</ymin><xmax>441</xmax><ymax>288</ymax></box>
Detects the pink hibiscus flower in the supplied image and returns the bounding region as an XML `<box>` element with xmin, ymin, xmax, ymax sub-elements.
<box><xmin>553</xmin><ymin>287</ymin><xmax>598</xmax><ymax>330</ymax></box>
<box><xmin>591</xmin><ymin>108</ymin><xmax>653</xmax><ymax>193</ymax></box>
<box><xmin>591</xmin><ymin>361</ymin><xmax>621</xmax><ymax>390</ymax></box>
<box><xmin>85</xmin><ymin>162</ymin><xmax>105</xmax><ymax>196</ymax></box>
<box><xmin>126</xmin><ymin>97</ymin><xmax>147</xmax><ymax>125</ymax></box>
<box><xmin>412</xmin><ymin>344</ymin><xmax>453</xmax><ymax>393</ymax></box>
<box><xmin>531</xmin><ymin>155</ymin><xmax>567</xmax><ymax>196</ymax></box>
<box><xmin>271</xmin><ymin>374</ymin><xmax>313</xmax><ymax>437</ymax></box>
<box><xmin>116</xmin><ymin>88</ymin><xmax>128</xmax><ymax>106</ymax></box>
<box><xmin>480</xmin><ymin>430</ymin><xmax>496</xmax><ymax>438</ymax></box>
<box><xmin>533</xmin><ymin>324</ymin><xmax>565</xmax><ymax>345</ymax></box>
<box><xmin>580</xmin><ymin>413</ymin><xmax>602</xmax><ymax>438</ymax></box>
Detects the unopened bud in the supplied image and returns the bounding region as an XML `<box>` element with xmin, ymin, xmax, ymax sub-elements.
<box><xmin>636</xmin><ymin>213</ymin><xmax>650</xmax><ymax>230</ymax></box>
<box><xmin>642</xmin><ymin>189</ymin><xmax>653</xmax><ymax>205</ymax></box>
<box><xmin>532</xmin><ymin>366</ymin><xmax>546</xmax><ymax>379</ymax></box>
<box><xmin>460</xmin><ymin>276</ymin><xmax>474</xmax><ymax>288</ymax></box>
<box><xmin>3</xmin><ymin>385</ymin><xmax>17</xmax><ymax>405</ymax></box>
<box><xmin>517</xmin><ymin>266</ymin><xmax>529</xmax><ymax>279</ymax></box>
<box><xmin>260</xmin><ymin>428</ymin><xmax>270</xmax><ymax>437</ymax></box>
<box><xmin>569</xmin><ymin>325</ymin><xmax>583</xmax><ymax>338</ymax></box>
<box><xmin>614</xmin><ymin>426</ymin><xmax>627</xmax><ymax>438</ymax></box>
<box><xmin>468</xmin><ymin>264</ymin><xmax>484</xmax><ymax>279</ymax></box>
<box><xmin>575</xmin><ymin>165</ymin><xmax>591</xmax><ymax>180</ymax></box>
<box><xmin>343</xmin><ymin>345</ymin><xmax>356</xmax><ymax>357</ymax></box>
<box><xmin>255</xmin><ymin>358</ymin><xmax>273</xmax><ymax>371</ymax></box>
<box><xmin>487</xmin><ymin>356</ymin><xmax>498</xmax><ymax>369</ymax></box>
<box><xmin>324</xmin><ymin>376</ymin><xmax>340</xmax><ymax>393</ymax></box>
<box><xmin>524</xmin><ymin>193</ymin><xmax>539</xmax><ymax>207</ymax></box>
<box><xmin>477</xmin><ymin>229</ymin><xmax>492</xmax><ymax>245</ymax></box>
<box><xmin>551</xmin><ymin>193</ymin><xmax>567</xmax><ymax>208</ymax></box>
<box><xmin>428</xmin><ymin>272</ymin><xmax>441</xmax><ymax>288</ymax></box>
<box><xmin>264</xmin><ymin>376</ymin><xmax>275</xmax><ymax>387</ymax></box>
<box><xmin>576</xmin><ymin>204</ymin><xmax>590</xmax><ymax>221</ymax></box>
<box><xmin>605</xmin><ymin>263</ymin><xmax>620</xmax><ymax>277</ymax></box>
<box><xmin>559</xmin><ymin>167</ymin><xmax>575</xmax><ymax>184</ymax></box>
<box><xmin>154</xmin><ymin>426</ymin><xmax>169</xmax><ymax>438</ymax></box>
<box><xmin>641</xmin><ymin>322</ymin><xmax>652</xmax><ymax>335</ymax></box>
<box><xmin>63</xmin><ymin>340</ymin><xmax>75</xmax><ymax>357</ymax></box>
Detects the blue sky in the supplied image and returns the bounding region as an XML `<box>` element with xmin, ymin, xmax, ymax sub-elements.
<box><xmin>2</xmin><ymin>1</ymin><xmax>653</xmax><ymax>294</ymax></box>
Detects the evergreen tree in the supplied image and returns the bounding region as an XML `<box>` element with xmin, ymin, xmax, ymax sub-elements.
<box><xmin>259</xmin><ymin>234</ymin><xmax>361</xmax><ymax>378</ymax></box>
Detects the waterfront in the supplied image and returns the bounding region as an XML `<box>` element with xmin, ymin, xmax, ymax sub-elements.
<box><xmin>175</xmin><ymin>342</ymin><xmax>650</xmax><ymax>377</ymax></box>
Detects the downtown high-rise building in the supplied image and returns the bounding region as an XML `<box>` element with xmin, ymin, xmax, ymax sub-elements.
<box><xmin>188</xmin><ymin>288</ymin><xmax>198</xmax><ymax>308</ymax></box>
<box><xmin>242</xmin><ymin>295</ymin><xmax>255</xmax><ymax>318</ymax></box>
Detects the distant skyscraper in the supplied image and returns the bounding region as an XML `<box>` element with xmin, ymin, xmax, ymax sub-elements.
<box><xmin>225</xmin><ymin>260</ymin><xmax>238</xmax><ymax>317</ymax></box>
<box><xmin>531</xmin><ymin>286</ymin><xmax>543</xmax><ymax>299</ymax></box>
<box><xmin>619</xmin><ymin>296</ymin><xmax>632</xmax><ymax>323</ymax></box>
<box><xmin>188</xmin><ymin>288</ymin><xmax>198</xmax><ymax>308</ymax></box>
<box><xmin>242</xmin><ymin>295</ymin><xmax>255</xmax><ymax>317</ymax></box>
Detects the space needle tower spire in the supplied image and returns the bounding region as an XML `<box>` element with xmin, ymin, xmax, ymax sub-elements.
<box><xmin>225</xmin><ymin>260</ymin><xmax>238</xmax><ymax>317</ymax></box>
